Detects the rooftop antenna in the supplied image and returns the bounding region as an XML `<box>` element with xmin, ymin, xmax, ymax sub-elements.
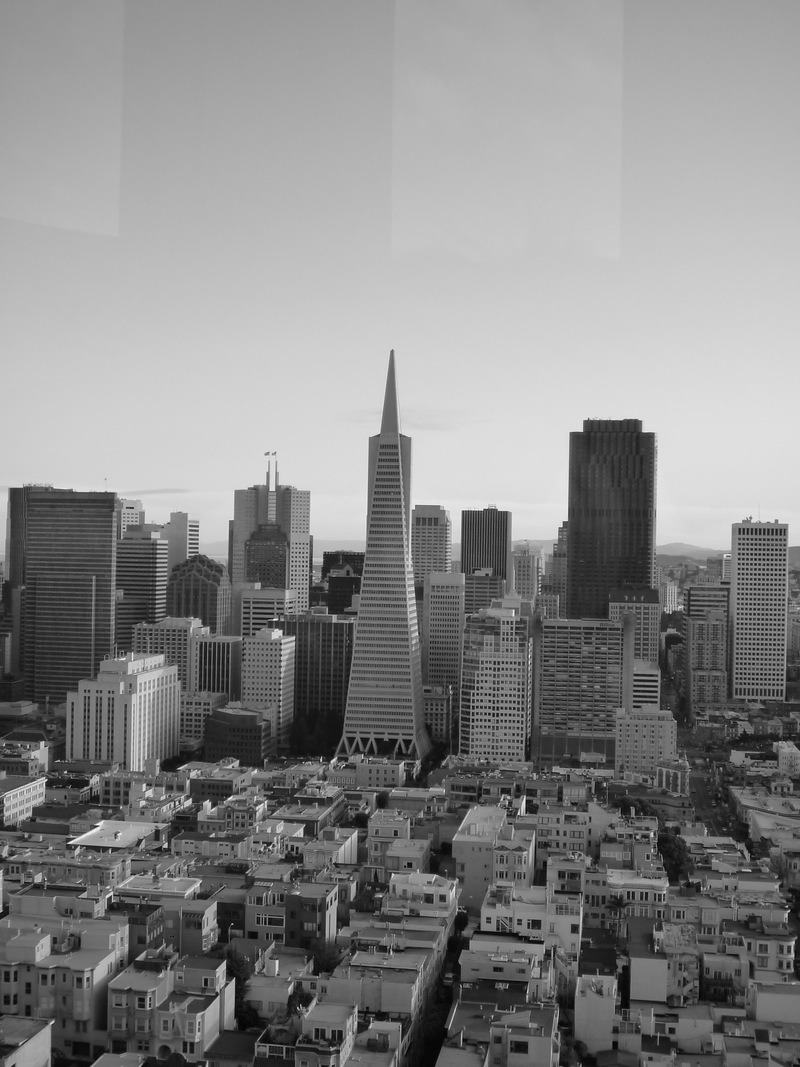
<box><xmin>264</xmin><ymin>451</ymin><xmax>279</xmax><ymax>491</ymax></box>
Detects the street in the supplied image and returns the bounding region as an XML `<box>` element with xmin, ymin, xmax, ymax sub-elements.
<box><xmin>689</xmin><ymin>766</ymin><xmax>730</xmax><ymax>837</ymax></box>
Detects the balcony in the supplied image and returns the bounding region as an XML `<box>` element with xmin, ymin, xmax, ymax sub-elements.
<box><xmin>613</xmin><ymin>1020</ymin><xmax>641</xmax><ymax>1035</ymax></box>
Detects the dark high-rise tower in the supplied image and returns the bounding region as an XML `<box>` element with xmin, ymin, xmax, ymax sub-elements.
<box><xmin>566</xmin><ymin>419</ymin><xmax>656</xmax><ymax>620</ymax></box>
<box><xmin>460</xmin><ymin>507</ymin><xmax>513</xmax><ymax>583</ymax></box>
<box><xmin>20</xmin><ymin>488</ymin><xmax>118</xmax><ymax>704</ymax></box>
<box><xmin>115</xmin><ymin>525</ymin><xmax>169</xmax><ymax>650</ymax></box>
<box><xmin>167</xmin><ymin>555</ymin><xmax>232</xmax><ymax>635</ymax></box>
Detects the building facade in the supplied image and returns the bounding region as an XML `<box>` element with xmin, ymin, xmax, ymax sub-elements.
<box><xmin>166</xmin><ymin>555</ymin><xmax>231</xmax><ymax>636</ymax></box>
<box><xmin>161</xmin><ymin>511</ymin><xmax>200</xmax><ymax>574</ymax></box>
<box><xmin>133</xmin><ymin>616</ymin><xmax>209</xmax><ymax>691</ymax></box>
<box><xmin>228</xmin><ymin>457</ymin><xmax>311</xmax><ymax>611</ymax></box>
<box><xmin>615</xmin><ymin>705</ymin><xmax>677</xmax><ymax>780</ymax></box>
<box><xmin>189</xmin><ymin>631</ymin><xmax>243</xmax><ymax>699</ymax></box>
<box><xmin>279</xmin><ymin>610</ymin><xmax>355</xmax><ymax>755</ymax></box>
<box><xmin>460</xmin><ymin>506</ymin><xmax>513</xmax><ymax>584</ymax></box>
<box><xmin>730</xmin><ymin>519</ymin><xmax>788</xmax><ymax>700</ymax></box>
<box><xmin>422</xmin><ymin>571</ymin><xmax>465</xmax><ymax>701</ymax></box>
<box><xmin>566</xmin><ymin>420</ymin><xmax>657</xmax><ymax>620</ymax></box>
<box><xmin>608</xmin><ymin>587</ymin><xmax>660</xmax><ymax>665</ymax></box>
<box><xmin>337</xmin><ymin>353</ymin><xmax>430</xmax><ymax>760</ymax></box>
<box><xmin>115</xmin><ymin>526</ymin><xmax>169</xmax><ymax>651</ymax></box>
<box><xmin>459</xmin><ymin>602</ymin><xmax>532</xmax><ymax>763</ymax></box>
<box><xmin>240</xmin><ymin>627</ymin><xmax>296</xmax><ymax>752</ymax></box>
<box><xmin>533</xmin><ymin>615</ymin><xmax>635</xmax><ymax>766</ymax></box>
<box><xmin>411</xmin><ymin>505</ymin><xmax>452</xmax><ymax>587</ymax></box>
<box><xmin>66</xmin><ymin>653</ymin><xmax>180</xmax><ymax>771</ymax></box>
<box><xmin>18</xmin><ymin>488</ymin><xmax>118</xmax><ymax>704</ymax></box>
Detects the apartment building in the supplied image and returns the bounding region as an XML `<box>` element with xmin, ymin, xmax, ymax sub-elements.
<box><xmin>107</xmin><ymin>950</ymin><xmax>235</xmax><ymax>1060</ymax></box>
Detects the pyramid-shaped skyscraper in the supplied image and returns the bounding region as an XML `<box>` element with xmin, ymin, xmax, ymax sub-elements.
<box><xmin>337</xmin><ymin>352</ymin><xmax>430</xmax><ymax>760</ymax></box>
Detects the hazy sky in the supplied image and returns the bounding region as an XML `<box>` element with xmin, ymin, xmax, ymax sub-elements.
<box><xmin>2</xmin><ymin>0</ymin><xmax>799</xmax><ymax>553</ymax></box>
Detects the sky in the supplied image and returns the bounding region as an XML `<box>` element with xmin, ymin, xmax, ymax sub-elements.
<box><xmin>2</xmin><ymin>0</ymin><xmax>800</xmax><ymax>555</ymax></box>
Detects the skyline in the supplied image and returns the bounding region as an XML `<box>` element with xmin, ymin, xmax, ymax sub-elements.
<box><xmin>3</xmin><ymin>2</ymin><xmax>800</xmax><ymax>549</ymax></box>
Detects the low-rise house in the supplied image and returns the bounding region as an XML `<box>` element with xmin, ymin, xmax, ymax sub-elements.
<box><xmin>0</xmin><ymin>1017</ymin><xmax>53</xmax><ymax>1067</ymax></box>
<box><xmin>284</xmin><ymin>882</ymin><xmax>338</xmax><ymax>949</ymax></box>
<box><xmin>67</xmin><ymin>820</ymin><xmax>169</xmax><ymax>853</ymax></box>
<box><xmin>384</xmin><ymin>836</ymin><xmax>430</xmax><ymax>877</ymax></box>
<box><xmin>493</xmin><ymin>822</ymin><xmax>535</xmax><ymax>887</ymax></box>
<box><xmin>453</xmin><ymin>805</ymin><xmax>508</xmax><ymax>909</ymax></box>
<box><xmin>171</xmin><ymin>831</ymin><xmax>254</xmax><ymax>860</ymax></box>
<box><xmin>2</xmin><ymin>849</ymin><xmax>131</xmax><ymax>890</ymax></box>
<box><xmin>720</xmin><ymin>915</ymin><xmax>796</xmax><ymax>983</ymax></box>
<box><xmin>295</xmin><ymin>1002</ymin><xmax>358</xmax><ymax>1065</ymax></box>
<box><xmin>302</xmin><ymin>826</ymin><xmax>359</xmax><ymax>870</ymax></box>
<box><xmin>387</xmin><ymin>786</ymin><xmax>448</xmax><ymax>817</ymax></box>
<box><xmin>0</xmin><ymin>909</ymin><xmax>129</xmax><ymax>1063</ymax></box>
<box><xmin>488</xmin><ymin>1006</ymin><xmax>560</xmax><ymax>1067</ymax></box>
<box><xmin>244</xmin><ymin>881</ymin><xmax>288</xmax><ymax>946</ymax></box>
<box><xmin>114</xmin><ymin>873</ymin><xmax>206</xmax><ymax>951</ymax></box>
<box><xmin>366</xmin><ymin>810</ymin><xmax>412</xmax><ymax>880</ymax></box>
<box><xmin>243</xmin><ymin>946</ymin><xmax>313</xmax><ymax>1018</ymax></box>
<box><xmin>0</xmin><ymin>775</ymin><xmax>47</xmax><ymax>827</ymax></box>
<box><xmin>107</xmin><ymin>949</ymin><xmax>235</xmax><ymax>1060</ymax></box>
<box><xmin>468</xmin><ymin>934</ymin><xmax>554</xmax><ymax>1002</ymax></box>
<box><xmin>196</xmin><ymin>795</ymin><xmax>272</xmax><ymax>835</ymax></box>
<box><xmin>651</xmin><ymin>921</ymin><xmax>701</xmax><ymax>1005</ymax></box>
<box><xmin>745</xmin><ymin>979</ymin><xmax>800</xmax><ymax>1022</ymax></box>
<box><xmin>574</xmin><ymin>975</ymin><xmax>630</xmax><ymax>1056</ymax></box>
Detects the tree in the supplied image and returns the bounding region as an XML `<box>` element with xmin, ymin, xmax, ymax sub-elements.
<box><xmin>210</xmin><ymin>944</ymin><xmax>256</xmax><ymax>1026</ymax></box>
<box><xmin>453</xmin><ymin>910</ymin><xmax>469</xmax><ymax>934</ymax></box>
<box><xmin>376</xmin><ymin>791</ymin><xmax>390</xmax><ymax>809</ymax></box>
<box><xmin>658</xmin><ymin>831</ymin><xmax>691</xmax><ymax>883</ymax></box>
<box><xmin>287</xmin><ymin>987</ymin><xmax>314</xmax><ymax>1015</ymax></box>
<box><xmin>607</xmin><ymin>894</ymin><xmax>627</xmax><ymax>939</ymax></box>
<box><xmin>310</xmin><ymin>938</ymin><xmax>343</xmax><ymax>975</ymax></box>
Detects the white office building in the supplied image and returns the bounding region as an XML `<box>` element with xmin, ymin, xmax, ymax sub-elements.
<box><xmin>614</xmin><ymin>704</ymin><xmax>677</xmax><ymax>781</ymax></box>
<box><xmin>422</xmin><ymin>571</ymin><xmax>465</xmax><ymax>698</ymax></box>
<box><xmin>241</xmin><ymin>627</ymin><xmax>296</xmax><ymax>753</ymax></box>
<box><xmin>459</xmin><ymin>602</ymin><xmax>532</xmax><ymax>763</ymax></box>
<box><xmin>730</xmin><ymin>519</ymin><xmax>788</xmax><ymax>700</ymax></box>
<box><xmin>66</xmin><ymin>653</ymin><xmax>180</xmax><ymax>771</ymax></box>
<box><xmin>133</xmin><ymin>616</ymin><xmax>208</xmax><ymax>690</ymax></box>
<box><xmin>162</xmin><ymin>511</ymin><xmax>200</xmax><ymax>574</ymax></box>
<box><xmin>411</xmin><ymin>505</ymin><xmax>452</xmax><ymax>586</ymax></box>
<box><xmin>238</xmin><ymin>585</ymin><xmax>299</xmax><ymax>638</ymax></box>
<box><xmin>609</xmin><ymin>587</ymin><xmax>660</xmax><ymax>666</ymax></box>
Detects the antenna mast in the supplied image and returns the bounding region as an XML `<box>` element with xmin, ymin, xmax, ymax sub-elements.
<box><xmin>264</xmin><ymin>451</ymin><xmax>279</xmax><ymax>491</ymax></box>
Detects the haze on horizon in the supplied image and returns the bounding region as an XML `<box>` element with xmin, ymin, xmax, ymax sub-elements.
<box><xmin>2</xmin><ymin>2</ymin><xmax>799</xmax><ymax>553</ymax></box>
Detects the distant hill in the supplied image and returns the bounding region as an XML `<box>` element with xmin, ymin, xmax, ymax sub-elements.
<box><xmin>197</xmin><ymin>537</ymin><xmax>800</xmax><ymax>571</ymax></box>
<box><xmin>657</xmin><ymin>543</ymin><xmax>725</xmax><ymax>561</ymax></box>
<box><xmin>201</xmin><ymin>539</ymin><xmax>368</xmax><ymax>564</ymax></box>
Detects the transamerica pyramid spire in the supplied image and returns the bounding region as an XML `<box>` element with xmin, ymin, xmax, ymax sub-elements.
<box><xmin>380</xmin><ymin>349</ymin><xmax>400</xmax><ymax>435</ymax></box>
<box><xmin>336</xmin><ymin>353</ymin><xmax>431</xmax><ymax>760</ymax></box>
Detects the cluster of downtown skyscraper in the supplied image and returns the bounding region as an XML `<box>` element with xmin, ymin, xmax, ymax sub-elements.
<box><xmin>1</xmin><ymin>352</ymin><xmax>790</xmax><ymax>774</ymax></box>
